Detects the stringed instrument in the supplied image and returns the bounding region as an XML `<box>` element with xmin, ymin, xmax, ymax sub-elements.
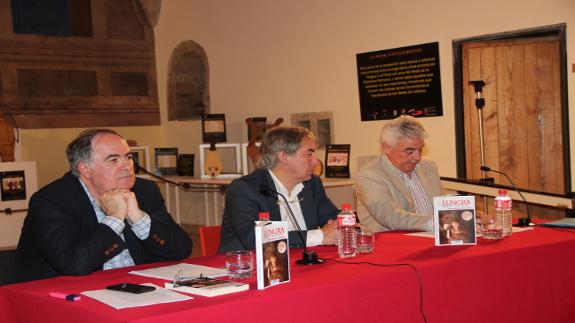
<box><xmin>204</xmin><ymin>137</ymin><xmax>223</xmax><ymax>177</ymax></box>
<box><xmin>245</xmin><ymin>117</ymin><xmax>284</xmax><ymax>166</ymax></box>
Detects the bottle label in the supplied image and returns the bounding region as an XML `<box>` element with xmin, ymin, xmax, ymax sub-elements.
<box><xmin>338</xmin><ymin>214</ymin><xmax>356</xmax><ymax>226</ymax></box>
<box><xmin>494</xmin><ymin>197</ymin><xmax>512</xmax><ymax>209</ymax></box>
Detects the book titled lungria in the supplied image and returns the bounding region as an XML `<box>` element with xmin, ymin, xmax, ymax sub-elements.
<box><xmin>255</xmin><ymin>220</ymin><xmax>290</xmax><ymax>290</ymax></box>
<box><xmin>433</xmin><ymin>195</ymin><xmax>477</xmax><ymax>246</ymax></box>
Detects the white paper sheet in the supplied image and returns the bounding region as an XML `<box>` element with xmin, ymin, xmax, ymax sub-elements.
<box><xmin>81</xmin><ymin>283</ymin><xmax>192</xmax><ymax>309</ymax></box>
<box><xmin>129</xmin><ymin>263</ymin><xmax>228</xmax><ymax>281</ymax></box>
<box><xmin>405</xmin><ymin>231</ymin><xmax>435</xmax><ymax>238</ymax></box>
<box><xmin>406</xmin><ymin>225</ymin><xmax>534</xmax><ymax>238</ymax></box>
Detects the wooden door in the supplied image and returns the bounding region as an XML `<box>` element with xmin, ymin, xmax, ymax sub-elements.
<box><xmin>462</xmin><ymin>36</ymin><xmax>563</xmax><ymax>194</ymax></box>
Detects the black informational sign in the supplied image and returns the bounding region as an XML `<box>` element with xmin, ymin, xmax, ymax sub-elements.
<box><xmin>356</xmin><ymin>42</ymin><xmax>443</xmax><ymax>121</ymax></box>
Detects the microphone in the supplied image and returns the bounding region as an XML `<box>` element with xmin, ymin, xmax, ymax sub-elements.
<box><xmin>259</xmin><ymin>184</ymin><xmax>324</xmax><ymax>265</ymax></box>
<box><xmin>480</xmin><ymin>165</ymin><xmax>531</xmax><ymax>226</ymax></box>
<box><xmin>134</xmin><ymin>161</ymin><xmax>225</xmax><ymax>192</ymax></box>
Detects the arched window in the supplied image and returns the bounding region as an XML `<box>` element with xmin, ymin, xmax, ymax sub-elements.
<box><xmin>167</xmin><ymin>40</ymin><xmax>210</xmax><ymax>120</ymax></box>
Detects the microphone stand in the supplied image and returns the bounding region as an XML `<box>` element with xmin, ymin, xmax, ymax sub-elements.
<box><xmin>469</xmin><ymin>80</ymin><xmax>492</xmax><ymax>213</ymax></box>
<box><xmin>134</xmin><ymin>162</ymin><xmax>224</xmax><ymax>192</ymax></box>
<box><xmin>481</xmin><ymin>166</ymin><xmax>531</xmax><ymax>226</ymax></box>
<box><xmin>260</xmin><ymin>185</ymin><xmax>324</xmax><ymax>265</ymax></box>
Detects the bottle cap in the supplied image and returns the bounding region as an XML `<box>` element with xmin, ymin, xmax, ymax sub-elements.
<box><xmin>341</xmin><ymin>203</ymin><xmax>352</xmax><ymax>211</ymax></box>
<box><xmin>497</xmin><ymin>189</ymin><xmax>507</xmax><ymax>195</ymax></box>
<box><xmin>258</xmin><ymin>212</ymin><xmax>270</xmax><ymax>221</ymax></box>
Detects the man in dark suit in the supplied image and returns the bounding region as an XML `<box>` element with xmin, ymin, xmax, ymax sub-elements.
<box><xmin>12</xmin><ymin>129</ymin><xmax>192</xmax><ymax>283</ymax></box>
<box><xmin>218</xmin><ymin>126</ymin><xmax>339</xmax><ymax>253</ymax></box>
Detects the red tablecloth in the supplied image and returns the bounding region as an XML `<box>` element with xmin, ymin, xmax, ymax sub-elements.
<box><xmin>2</xmin><ymin>226</ymin><xmax>575</xmax><ymax>323</ymax></box>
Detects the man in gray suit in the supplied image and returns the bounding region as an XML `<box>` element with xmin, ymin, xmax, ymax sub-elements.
<box><xmin>356</xmin><ymin>115</ymin><xmax>444</xmax><ymax>232</ymax></box>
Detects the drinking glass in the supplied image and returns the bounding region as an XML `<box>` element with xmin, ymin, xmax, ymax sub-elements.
<box><xmin>356</xmin><ymin>226</ymin><xmax>375</xmax><ymax>254</ymax></box>
<box><xmin>225</xmin><ymin>250</ymin><xmax>253</xmax><ymax>279</ymax></box>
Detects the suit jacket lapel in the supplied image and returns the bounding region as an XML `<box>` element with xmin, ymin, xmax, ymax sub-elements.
<box><xmin>260</xmin><ymin>170</ymin><xmax>282</xmax><ymax>221</ymax></box>
<box><xmin>67</xmin><ymin>174</ymin><xmax>100</xmax><ymax>228</ymax></box>
<box><xmin>379</xmin><ymin>155</ymin><xmax>415</xmax><ymax>210</ymax></box>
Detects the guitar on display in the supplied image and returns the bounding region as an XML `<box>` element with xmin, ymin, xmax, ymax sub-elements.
<box><xmin>204</xmin><ymin>137</ymin><xmax>223</xmax><ymax>177</ymax></box>
<box><xmin>245</xmin><ymin>117</ymin><xmax>283</xmax><ymax>166</ymax></box>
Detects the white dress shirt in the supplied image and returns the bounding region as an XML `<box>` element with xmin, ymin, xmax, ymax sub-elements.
<box><xmin>80</xmin><ymin>180</ymin><xmax>151</xmax><ymax>269</ymax></box>
<box><xmin>397</xmin><ymin>166</ymin><xmax>435</xmax><ymax>231</ymax></box>
<box><xmin>268</xmin><ymin>170</ymin><xmax>324</xmax><ymax>246</ymax></box>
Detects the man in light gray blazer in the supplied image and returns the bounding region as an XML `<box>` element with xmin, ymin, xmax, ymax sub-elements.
<box><xmin>356</xmin><ymin>115</ymin><xmax>444</xmax><ymax>232</ymax></box>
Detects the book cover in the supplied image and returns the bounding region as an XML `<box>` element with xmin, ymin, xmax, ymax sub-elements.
<box><xmin>433</xmin><ymin>195</ymin><xmax>477</xmax><ymax>246</ymax></box>
<box><xmin>255</xmin><ymin>220</ymin><xmax>290</xmax><ymax>290</ymax></box>
<box><xmin>165</xmin><ymin>277</ymin><xmax>248</xmax><ymax>297</ymax></box>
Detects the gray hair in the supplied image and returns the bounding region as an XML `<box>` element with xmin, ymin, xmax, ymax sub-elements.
<box><xmin>258</xmin><ymin>126</ymin><xmax>315</xmax><ymax>169</ymax></box>
<box><xmin>66</xmin><ymin>129</ymin><xmax>123</xmax><ymax>177</ymax></box>
<box><xmin>379</xmin><ymin>115</ymin><xmax>427</xmax><ymax>148</ymax></box>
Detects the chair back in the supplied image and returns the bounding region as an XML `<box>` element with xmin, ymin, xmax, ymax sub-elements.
<box><xmin>199</xmin><ymin>225</ymin><xmax>221</xmax><ymax>256</ymax></box>
<box><xmin>0</xmin><ymin>249</ymin><xmax>16</xmax><ymax>285</ymax></box>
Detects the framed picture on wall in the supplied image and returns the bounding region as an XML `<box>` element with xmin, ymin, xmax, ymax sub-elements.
<box><xmin>290</xmin><ymin>111</ymin><xmax>334</xmax><ymax>148</ymax></box>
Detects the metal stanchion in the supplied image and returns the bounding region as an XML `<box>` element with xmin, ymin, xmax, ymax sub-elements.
<box><xmin>469</xmin><ymin>80</ymin><xmax>493</xmax><ymax>213</ymax></box>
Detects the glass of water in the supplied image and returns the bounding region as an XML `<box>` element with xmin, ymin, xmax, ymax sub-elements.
<box><xmin>225</xmin><ymin>250</ymin><xmax>253</xmax><ymax>279</ymax></box>
<box><xmin>356</xmin><ymin>226</ymin><xmax>375</xmax><ymax>254</ymax></box>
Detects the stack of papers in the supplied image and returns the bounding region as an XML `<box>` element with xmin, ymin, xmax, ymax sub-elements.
<box><xmin>82</xmin><ymin>283</ymin><xmax>191</xmax><ymax>309</ymax></box>
<box><xmin>82</xmin><ymin>264</ymin><xmax>230</xmax><ymax>309</ymax></box>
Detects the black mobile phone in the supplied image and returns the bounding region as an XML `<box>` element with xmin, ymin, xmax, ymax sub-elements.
<box><xmin>106</xmin><ymin>283</ymin><xmax>156</xmax><ymax>294</ymax></box>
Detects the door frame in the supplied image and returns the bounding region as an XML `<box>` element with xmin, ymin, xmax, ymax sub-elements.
<box><xmin>452</xmin><ymin>23</ymin><xmax>571</xmax><ymax>195</ymax></box>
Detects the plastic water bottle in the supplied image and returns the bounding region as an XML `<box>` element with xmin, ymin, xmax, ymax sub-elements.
<box><xmin>495</xmin><ymin>189</ymin><xmax>513</xmax><ymax>237</ymax></box>
<box><xmin>337</xmin><ymin>204</ymin><xmax>357</xmax><ymax>258</ymax></box>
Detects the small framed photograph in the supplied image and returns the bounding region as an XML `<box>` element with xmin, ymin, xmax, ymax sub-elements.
<box><xmin>177</xmin><ymin>154</ymin><xmax>195</xmax><ymax>177</ymax></box>
<box><xmin>0</xmin><ymin>161</ymin><xmax>38</xmax><ymax>212</ymax></box>
<box><xmin>130</xmin><ymin>146</ymin><xmax>150</xmax><ymax>174</ymax></box>
<box><xmin>325</xmin><ymin>144</ymin><xmax>351</xmax><ymax>178</ymax></box>
<box><xmin>1</xmin><ymin>170</ymin><xmax>26</xmax><ymax>201</ymax></box>
<box><xmin>155</xmin><ymin>148</ymin><xmax>179</xmax><ymax>176</ymax></box>
<box><xmin>202</xmin><ymin>114</ymin><xmax>227</xmax><ymax>143</ymax></box>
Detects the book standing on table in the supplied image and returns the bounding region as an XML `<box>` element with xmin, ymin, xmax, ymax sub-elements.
<box><xmin>433</xmin><ymin>195</ymin><xmax>477</xmax><ymax>246</ymax></box>
<box><xmin>255</xmin><ymin>220</ymin><xmax>290</xmax><ymax>290</ymax></box>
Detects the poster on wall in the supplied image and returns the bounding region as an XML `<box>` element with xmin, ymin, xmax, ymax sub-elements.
<box><xmin>356</xmin><ymin>42</ymin><xmax>443</xmax><ymax>121</ymax></box>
